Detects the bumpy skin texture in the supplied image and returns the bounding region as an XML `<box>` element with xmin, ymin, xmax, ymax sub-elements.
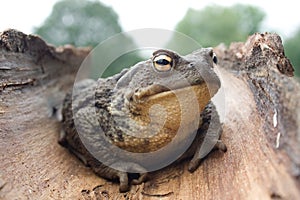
<box><xmin>60</xmin><ymin>48</ymin><xmax>227</xmax><ymax>192</ymax></box>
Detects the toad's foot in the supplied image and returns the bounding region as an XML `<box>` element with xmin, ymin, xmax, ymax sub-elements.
<box><xmin>117</xmin><ymin>171</ymin><xmax>148</xmax><ymax>192</ymax></box>
<box><xmin>188</xmin><ymin>140</ymin><xmax>227</xmax><ymax>172</ymax></box>
<box><xmin>93</xmin><ymin>161</ymin><xmax>148</xmax><ymax>192</ymax></box>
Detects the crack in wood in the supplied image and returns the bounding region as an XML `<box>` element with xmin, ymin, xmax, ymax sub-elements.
<box><xmin>141</xmin><ymin>191</ymin><xmax>174</xmax><ymax>198</ymax></box>
<box><xmin>0</xmin><ymin>78</ymin><xmax>35</xmax><ymax>89</ymax></box>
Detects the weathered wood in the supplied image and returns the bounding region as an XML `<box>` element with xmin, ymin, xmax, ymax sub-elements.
<box><xmin>0</xmin><ymin>29</ymin><xmax>299</xmax><ymax>199</ymax></box>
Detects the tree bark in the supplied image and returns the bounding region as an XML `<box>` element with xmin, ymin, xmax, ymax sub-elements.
<box><xmin>0</xmin><ymin>29</ymin><xmax>299</xmax><ymax>199</ymax></box>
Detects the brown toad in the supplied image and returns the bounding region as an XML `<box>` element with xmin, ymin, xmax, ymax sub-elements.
<box><xmin>59</xmin><ymin>48</ymin><xmax>227</xmax><ymax>192</ymax></box>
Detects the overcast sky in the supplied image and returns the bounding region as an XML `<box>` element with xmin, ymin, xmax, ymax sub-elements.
<box><xmin>1</xmin><ymin>0</ymin><xmax>299</xmax><ymax>41</ymax></box>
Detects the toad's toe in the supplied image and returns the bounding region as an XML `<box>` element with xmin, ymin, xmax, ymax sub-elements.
<box><xmin>131</xmin><ymin>172</ymin><xmax>148</xmax><ymax>185</ymax></box>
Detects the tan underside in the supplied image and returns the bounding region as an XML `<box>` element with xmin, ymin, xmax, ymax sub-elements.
<box><xmin>115</xmin><ymin>84</ymin><xmax>212</xmax><ymax>153</ymax></box>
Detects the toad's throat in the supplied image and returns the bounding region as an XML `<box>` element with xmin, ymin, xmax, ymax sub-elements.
<box><xmin>112</xmin><ymin>84</ymin><xmax>215</xmax><ymax>153</ymax></box>
<box><xmin>130</xmin><ymin>84</ymin><xmax>212</xmax><ymax>131</ymax></box>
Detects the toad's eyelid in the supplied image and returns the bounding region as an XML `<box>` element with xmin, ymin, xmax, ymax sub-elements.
<box><xmin>153</xmin><ymin>54</ymin><xmax>172</xmax><ymax>62</ymax></box>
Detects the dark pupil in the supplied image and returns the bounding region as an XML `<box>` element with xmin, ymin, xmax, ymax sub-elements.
<box><xmin>156</xmin><ymin>59</ymin><xmax>170</xmax><ymax>65</ymax></box>
<box><xmin>213</xmin><ymin>56</ymin><xmax>218</xmax><ymax>64</ymax></box>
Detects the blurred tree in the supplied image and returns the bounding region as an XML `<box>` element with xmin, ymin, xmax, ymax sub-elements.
<box><xmin>167</xmin><ymin>4</ymin><xmax>266</xmax><ymax>54</ymax></box>
<box><xmin>284</xmin><ymin>29</ymin><xmax>300</xmax><ymax>77</ymax></box>
<box><xmin>34</xmin><ymin>0</ymin><xmax>121</xmax><ymax>47</ymax></box>
<box><xmin>34</xmin><ymin>0</ymin><xmax>142</xmax><ymax>77</ymax></box>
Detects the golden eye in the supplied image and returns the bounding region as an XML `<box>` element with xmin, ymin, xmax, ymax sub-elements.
<box><xmin>152</xmin><ymin>54</ymin><xmax>173</xmax><ymax>72</ymax></box>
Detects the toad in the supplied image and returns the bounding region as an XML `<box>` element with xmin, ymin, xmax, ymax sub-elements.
<box><xmin>60</xmin><ymin>48</ymin><xmax>227</xmax><ymax>192</ymax></box>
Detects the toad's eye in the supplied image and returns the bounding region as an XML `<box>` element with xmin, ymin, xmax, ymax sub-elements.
<box><xmin>212</xmin><ymin>52</ymin><xmax>218</xmax><ymax>64</ymax></box>
<box><xmin>152</xmin><ymin>54</ymin><xmax>173</xmax><ymax>72</ymax></box>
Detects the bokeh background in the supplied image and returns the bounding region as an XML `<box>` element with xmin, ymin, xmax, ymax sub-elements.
<box><xmin>1</xmin><ymin>0</ymin><xmax>299</xmax><ymax>77</ymax></box>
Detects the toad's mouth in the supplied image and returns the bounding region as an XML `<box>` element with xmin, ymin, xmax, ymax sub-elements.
<box><xmin>130</xmin><ymin>81</ymin><xmax>219</xmax><ymax>103</ymax></box>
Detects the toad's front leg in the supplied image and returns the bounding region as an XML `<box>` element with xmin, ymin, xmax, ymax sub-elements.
<box><xmin>188</xmin><ymin>102</ymin><xmax>227</xmax><ymax>172</ymax></box>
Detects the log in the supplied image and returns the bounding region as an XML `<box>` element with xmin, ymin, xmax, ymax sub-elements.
<box><xmin>0</xmin><ymin>29</ymin><xmax>299</xmax><ymax>199</ymax></box>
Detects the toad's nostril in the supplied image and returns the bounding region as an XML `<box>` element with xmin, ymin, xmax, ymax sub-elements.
<box><xmin>188</xmin><ymin>63</ymin><xmax>195</xmax><ymax>69</ymax></box>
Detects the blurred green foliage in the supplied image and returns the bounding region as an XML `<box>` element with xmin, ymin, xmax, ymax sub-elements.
<box><xmin>34</xmin><ymin>0</ymin><xmax>121</xmax><ymax>47</ymax></box>
<box><xmin>284</xmin><ymin>29</ymin><xmax>300</xmax><ymax>77</ymax></box>
<box><xmin>173</xmin><ymin>4</ymin><xmax>265</xmax><ymax>48</ymax></box>
<box><xmin>169</xmin><ymin>3</ymin><xmax>299</xmax><ymax>77</ymax></box>
<box><xmin>34</xmin><ymin>0</ymin><xmax>142</xmax><ymax>78</ymax></box>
